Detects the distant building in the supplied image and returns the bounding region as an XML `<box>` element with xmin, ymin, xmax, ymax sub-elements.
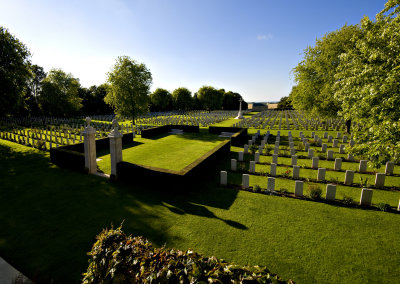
<box><xmin>247</xmin><ymin>102</ymin><xmax>269</xmax><ymax>111</ymax></box>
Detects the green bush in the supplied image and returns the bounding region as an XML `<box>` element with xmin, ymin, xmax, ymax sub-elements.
<box><xmin>82</xmin><ymin>225</ymin><xmax>293</xmax><ymax>284</ymax></box>
<box><xmin>253</xmin><ymin>184</ymin><xmax>261</xmax><ymax>193</ymax></box>
<box><xmin>307</xmin><ymin>184</ymin><xmax>322</xmax><ymax>200</ymax></box>
<box><xmin>342</xmin><ymin>194</ymin><xmax>354</xmax><ymax>205</ymax></box>
<box><xmin>377</xmin><ymin>203</ymin><xmax>391</xmax><ymax>212</ymax></box>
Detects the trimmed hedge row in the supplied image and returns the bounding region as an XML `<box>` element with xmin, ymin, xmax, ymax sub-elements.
<box><xmin>50</xmin><ymin>132</ymin><xmax>134</xmax><ymax>171</ymax></box>
<box><xmin>50</xmin><ymin>147</ymin><xmax>85</xmax><ymax>173</ymax></box>
<box><xmin>117</xmin><ymin>140</ymin><xmax>231</xmax><ymax>188</ymax></box>
<box><xmin>141</xmin><ymin>125</ymin><xmax>199</xmax><ymax>138</ymax></box>
<box><xmin>208</xmin><ymin>126</ymin><xmax>248</xmax><ymax>147</ymax></box>
<box><xmin>82</xmin><ymin>225</ymin><xmax>294</xmax><ymax>283</ymax></box>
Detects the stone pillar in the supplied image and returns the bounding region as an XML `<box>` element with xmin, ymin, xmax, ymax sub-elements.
<box><xmin>267</xmin><ymin>177</ymin><xmax>275</xmax><ymax>191</ymax></box>
<box><xmin>385</xmin><ymin>161</ymin><xmax>394</xmax><ymax>175</ymax></box>
<box><xmin>242</xmin><ymin>174</ymin><xmax>249</xmax><ymax>189</ymax></box>
<box><xmin>270</xmin><ymin>163</ymin><xmax>277</xmax><ymax>176</ymax></box>
<box><xmin>83</xmin><ymin>117</ymin><xmax>97</xmax><ymax>174</ymax></box>
<box><xmin>220</xmin><ymin>171</ymin><xmax>227</xmax><ymax>185</ymax></box>
<box><xmin>317</xmin><ymin>168</ymin><xmax>326</xmax><ymax>181</ymax></box>
<box><xmin>360</xmin><ymin>188</ymin><xmax>373</xmax><ymax>206</ymax></box>
<box><xmin>109</xmin><ymin>119</ymin><xmax>123</xmax><ymax>178</ymax></box>
<box><xmin>375</xmin><ymin>173</ymin><xmax>385</xmax><ymax>188</ymax></box>
<box><xmin>325</xmin><ymin>184</ymin><xmax>336</xmax><ymax>201</ymax></box>
<box><xmin>293</xmin><ymin>165</ymin><xmax>300</xmax><ymax>179</ymax></box>
<box><xmin>344</xmin><ymin>170</ymin><xmax>354</xmax><ymax>185</ymax></box>
<box><xmin>334</xmin><ymin>158</ymin><xmax>342</xmax><ymax>171</ymax></box>
<box><xmin>231</xmin><ymin>159</ymin><xmax>237</xmax><ymax>171</ymax></box>
<box><xmin>294</xmin><ymin>180</ymin><xmax>303</xmax><ymax>197</ymax></box>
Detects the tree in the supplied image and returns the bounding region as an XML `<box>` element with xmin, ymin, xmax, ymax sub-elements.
<box><xmin>172</xmin><ymin>87</ymin><xmax>192</xmax><ymax>111</ymax></box>
<box><xmin>0</xmin><ymin>26</ymin><xmax>31</xmax><ymax>115</ymax></box>
<box><xmin>197</xmin><ymin>86</ymin><xmax>223</xmax><ymax>110</ymax></box>
<box><xmin>290</xmin><ymin>24</ymin><xmax>361</xmax><ymax>121</ymax></box>
<box><xmin>222</xmin><ymin>91</ymin><xmax>245</xmax><ymax>110</ymax></box>
<box><xmin>333</xmin><ymin>1</ymin><xmax>400</xmax><ymax>167</ymax></box>
<box><xmin>25</xmin><ymin>64</ymin><xmax>46</xmax><ymax>115</ymax></box>
<box><xmin>80</xmin><ymin>84</ymin><xmax>113</xmax><ymax>115</ymax></box>
<box><xmin>150</xmin><ymin>88</ymin><xmax>172</xmax><ymax>111</ymax></box>
<box><xmin>105</xmin><ymin>56</ymin><xmax>152</xmax><ymax>124</ymax></box>
<box><xmin>39</xmin><ymin>69</ymin><xmax>82</xmax><ymax>116</ymax></box>
<box><xmin>277</xmin><ymin>96</ymin><xmax>293</xmax><ymax>110</ymax></box>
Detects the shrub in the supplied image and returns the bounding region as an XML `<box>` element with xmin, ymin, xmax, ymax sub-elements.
<box><xmin>250</xmin><ymin>144</ymin><xmax>258</xmax><ymax>155</ymax></box>
<box><xmin>307</xmin><ymin>184</ymin><xmax>322</xmax><ymax>200</ymax></box>
<box><xmin>253</xmin><ymin>184</ymin><xmax>261</xmax><ymax>193</ymax></box>
<box><xmin>342</xmin><ymin>194</ymin><xmax>354</xmax><ymax>205</ymax></box>
<box><xmin>377</xmin><ymin>203</ymin><xmax>391</xmax><ymax>212</ymax></box>
<box><xmin>279</xmin><ymin>188</ymin><xmax>289</xmax><ymax>196</ymax></box>
<box><xmin>82</xmin><ymin>225</ymin><xmax>293</xmax><ymax>283</ymax></box>
<box><xmin>282</xmin><ymin>167</ymin><xmax>291</xmax><ymax>178</ymax></box>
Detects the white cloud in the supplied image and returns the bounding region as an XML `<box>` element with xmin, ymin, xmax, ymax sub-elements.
<box><xmin>257</xmin><ymin>33</ymin><xmax>273</xmax><ymax>41</ymax></box>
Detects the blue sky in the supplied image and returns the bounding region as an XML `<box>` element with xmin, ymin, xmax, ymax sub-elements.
<box><xmin>0</xmin><ymin>0</ymin><xmax>387</xmax><ymax>102</ymax></box>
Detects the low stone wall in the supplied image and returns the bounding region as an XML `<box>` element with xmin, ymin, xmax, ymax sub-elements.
<box><xmin>117</xmin><ymin>140</ymin><xmax>231</xmax><ymax>189</ymax></box>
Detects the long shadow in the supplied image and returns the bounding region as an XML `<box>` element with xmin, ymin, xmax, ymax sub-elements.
<box><xmin>0</xmin><ymin>142</ymin><xmax>244</xmax><ymax>283</ymax></box>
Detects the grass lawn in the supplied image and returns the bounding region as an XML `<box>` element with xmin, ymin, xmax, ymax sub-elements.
<box><xmin>97</xmin><ymin>130</ymin><xmax>228</xmax><ymax>174</ymax></box>
<box><xmin>1</xmin><ymin>136</ymin><xmax>400</xmax><ymax>283</ymax></box>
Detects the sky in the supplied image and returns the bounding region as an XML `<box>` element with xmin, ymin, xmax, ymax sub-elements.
<box><xmin>0</xmin><ymin>0</ymin><xmax>388</xmax><ymax>103</ymax></box>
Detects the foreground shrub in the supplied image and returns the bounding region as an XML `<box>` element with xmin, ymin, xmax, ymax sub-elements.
<box><xmin>82</xmin><ymin>225</ymin><xmax>293</xmax><ymax>283</ymax></box>
<box><xmin>307</xmin><ymin>184</ymin><xmax>322</xmax><ymax>200</ymax></box>
<box><xmin>377</xmin><ymin>203</ymin><xmax>391</xmax><ymax>212</ymax></box>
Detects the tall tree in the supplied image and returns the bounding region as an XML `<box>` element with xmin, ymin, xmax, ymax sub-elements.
<box><xmin>290</xmin><ymin>24</ymin><xmax>361</xmax><ymax>120</ymax></box>
<box><xmin>277</xmin><ymin>96</ymin><xmax>293</xmax><ymax>110</ymax></box>
<box><xmin>39</xmin><ymin>69</ymin><xmax>82</xmax><ymax>116</ymax></box>
<box><xmin>25</xmin><ymin>64</ymin><xmax>46</xmax><ymax>115</ymax></box>
<box><xmin>0</xmin><ymin>26</ymin><xmax>31</xmax><ymax>115</ymax></box>
<box><xmin>172</xmin><ymin>87</ymin><xmax>192</xmax><ymax>111</ymax></box>
<box><xmin>150</xmin><ymin>88</ymin><xmax>172</xmax><ymax>111</ymax></box>
<box><xmin>222</xmin><ymin>91</ymin><xmax>245</xmax><ymax>110</ymax></box>
<box><xmin>334</xmin><ymin>1</ymin><xmax>400</xmax><ymax>167</ymax></box>
<box><xmin>197</xmin><ymin>86</ymin><xmax>223</xmax><ymax>110</ymax></box>
<box><xmin>105</xmin><ymin>56</ymin><xmax>152</xmax><ymax>124</ymax></box>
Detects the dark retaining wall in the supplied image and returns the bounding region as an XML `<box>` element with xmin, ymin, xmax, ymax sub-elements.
<box><xmin>208</xmin><ymin>126</ymin><xmax>247</xmax><ymax>147</ymax></box>
<box><xmin>117</xmin><ymin>140</ymin><xmax>231</xmax><ymax>188</ymax></box>
<box><xmin>50</xmin><ymin>132</ymin><xmax>134</xmax><ymax>171</ymax></box>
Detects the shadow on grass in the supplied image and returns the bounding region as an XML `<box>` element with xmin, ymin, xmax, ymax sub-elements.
<box><xmin>0</xmin><ymin>141</ymin><xmax>242</xmax><ymax>283</ymax></box>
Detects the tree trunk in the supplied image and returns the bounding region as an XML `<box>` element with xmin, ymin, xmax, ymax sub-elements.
<box><xmin>346</xmin><ymin>119</ymin><xmax>351</xmax><ymax>134</ymax></box>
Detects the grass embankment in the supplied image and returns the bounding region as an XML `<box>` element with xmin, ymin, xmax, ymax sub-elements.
<box><xmin>97</xmin><ymin>131</ymin><xmax>228</xmax><ymax>174</ymax></box>
<box><xmin>0</xmin><ymin>138</ymin><xmax>400</xmax><ymax>283</ymax></box>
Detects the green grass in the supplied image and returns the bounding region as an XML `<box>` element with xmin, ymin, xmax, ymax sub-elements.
<box><xmin>1</xmin><ymin>133</ymin><xmax>400</xmax><ymax>283</ymax></box>
<box><xmin>97</xmin><ymin>131</ymin><xmax>228</xmax><ymax>174</ymax></box>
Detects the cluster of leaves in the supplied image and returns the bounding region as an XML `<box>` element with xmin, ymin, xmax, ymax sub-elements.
<box><xmin>291</xmin><ymin>0</ymin><xmax>400</xmax><ymax>167</ymax></box>
<box><xmin>307</xmin><ymin>184</ymin><xmax>322</xmax><ymax>200</ymax></box>
<box><xmin>281</xmin><ymin>167</ymin><xmax>292</xmax><ymax>178</ymax></box>
<box><xmin>83</xmin><ymin>226</ymin><xmax>293</xmax><ymax>284</ymax></box>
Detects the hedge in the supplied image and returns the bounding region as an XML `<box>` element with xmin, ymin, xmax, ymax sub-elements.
<box><xmin>208</xmin><ymin>126</ymin><xmax>248</xmax><ymax>147</ymax></box>
<box><xmin>82</xmin><ymin>225</ymin><xmax>294</xmax><ymax>284</ymax></box>
<box><xmin>117</xmin><ymin>140</ymin><xmax>231</xmax><ymax>188</ymax></box>
<box><xmin>141</xmin><ymin>125</ymin><xmax>199</xmax><ymax>139</ymax></box>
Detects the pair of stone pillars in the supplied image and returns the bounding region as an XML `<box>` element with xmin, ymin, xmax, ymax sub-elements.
<box><xmin>83</xmin><ymin>117</ymin><xmax>122</xmax><ymax>178</ymax></box>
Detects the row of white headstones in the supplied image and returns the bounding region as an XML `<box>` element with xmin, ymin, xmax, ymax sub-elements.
<box><xmin>219</xmin><ymin>130</ymin><xmax>398</xmax><ymax>209</ymax></box>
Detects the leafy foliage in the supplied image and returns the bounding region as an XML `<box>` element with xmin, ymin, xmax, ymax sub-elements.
<box><xmin>39</xmin><ymin>69</ymin><xmax>82</xmax><ymax>116</ymax></box>
<box><xmin>82</xmin><ymin>225</ymin><xmax>293</xmax><ymax>283</ymax></box>
<box><xmin>172</xmin><ymin>87</ymin><xmax>192</xmax><ymax>111</ymax></box>
<box><xmin>277</xmin><ymin>96</ymin><xmax>293</xmax><ymax>110</ymax></box>
<box><xmin>197</xmin><ymin>86</ymin><xmax>223</xmax><ymax>110</ymax></box>
<box><xmin>307</xmin><ymin>184</ymin><xmax>322</xmax><ymax>200</ymax></box>
<box><xmin>105</xmin><ymin>56</ymin><xmax>152</xmax><ymax>123</ymax></box>
<box><xmin>0</xmin><ymin>26</ymin><xmax>32</xmax><ymax>115</ymax></box>
<box><xmin>150</xmin><ymin>88</ymin><xmax>173</xmax><ymax>111</ymax></box>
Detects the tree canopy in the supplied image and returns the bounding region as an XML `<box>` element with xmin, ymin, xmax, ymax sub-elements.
<box><xmin>197</xmin><ymin>86</ymin><xmax>223</xmax><ymax>110</ymax></box>
<box><xmin>277</xmin><ymin>96</ymin><xmax>293</xmax><ymax>110</ymax></box>
<box><xmin>150</xmin><ymin>88</ymin><xmax>173</xmax><ymax>112</ymax></box>
<box><xmin>39</xmin><ymin>69</ymin><xmax>82</xmax><ymax>116</ymax></box>
<box><xmin>105</xmin><ymin>56</ymin><xmax>152</xmax><ymax>123</ymax></box>
<box><xmin>172</xmin><ymin>87</ymin><xmax>192</xmax><ymax>111</ymax></box>
<box><xmin>0</xmin><ymin>26</ymin><xmax>31</xmax><ymax>115</ymax></box>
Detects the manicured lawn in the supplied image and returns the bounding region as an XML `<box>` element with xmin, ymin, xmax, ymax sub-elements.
<box><xmin>1</xmin><ymin>137</ymin><xmax>400</xmax><ymax>283</ymax></box>
<box><xmin>97</xmin><ymin>131</ymin><xmax>228</xmax><ymax>174</ymax></box>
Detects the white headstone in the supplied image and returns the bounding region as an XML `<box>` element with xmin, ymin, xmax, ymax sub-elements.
<box><xmin>359</xmin><ymin>160</ymin><xmax>368</xmax><ymax>173</ymax></box>
<box><xmin>267</xmin><ymin>177</ymin><xmax>275</xmax><ymax>191</ymax></box>
<box><xmin>375</xmin><ymin>173</ymin><xmax>385</xmax><ymax>188</ymax></box>
<box><xmin>249</xmin><ymin>161</ymin><xmax>256</xmax><ymax>173</ymax></box>
<box><xmin>238</xmin><ymin>151</ymin><xmax>244</xmax><ymax>162</ymax></box>
<box><xmin>312</xmin><ymin>157</ymin><xmax>319</xmax><ymax>169</ymax></box>
<box><xmin>325</xmin><ymin>184</ymin><xmax>336</xmax><ymax>201</ymax></box>
<box><xmin>293</xmin><ymin>165</ymin><xmax>300</xmax><ymax>179</ymax></box>
<box><xmin>231</xmin><ymin>159</ymin><xmax>237</xmax><ymax>171</ymax></box>
<box><xmin>317</xmin><ymin>168</ymin><xmax>326</xmax><ymax>181</ymax></box>
<box><xmin>272</xmin><ymin>154</ymin><xmax>278</xmax><ymax>164</ymax></box>
<box><xmin>220</xmin><ymin>171</ymin><xmax>227</xmax><ymax>185</ymax></box>
<box><xmin>385</xmin><ymin>161</ymin><xmax>394</xmax><ymax>175</ymax></box>
<box><xmin>334</xmin><ymin>158</ymin><xmax>342</xmax><ymax>171</ymax></box>
<box><xmin>360</xmin><ymin>188</ymin><xmax>373</xmax><ymax>206</ymax></box>
<box><xmin>344</xmin><ymin>170</ymin><xmax>354</xmax><ymax>185</ymax></box>
<box><xmin>308</xmin><ymin>148</ymin><xmax>314</xmax><ymax>158</ymax></box>
<box><xmin>242</xmin><ymin>174</ymin><xmax>250</xmax><ymax>189</ymax></box>
<box><xmin>291</xmin><ymin>155</ymin><xmax>297</xmax><ymax>166</ymax></box>
<box><xmin>327</xmin><ymin>150</ymin><xmax>334</xmax><ymax>160</ymax></box>
<box><xmin>295</xmin><ymin>180</ymin><xmax>303</xmax><ymax>197</ymax></box>
<box><xmin>270</xmin><ymin>163</ymin><xmax>277</xmax><ymax>176</ymax></box>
